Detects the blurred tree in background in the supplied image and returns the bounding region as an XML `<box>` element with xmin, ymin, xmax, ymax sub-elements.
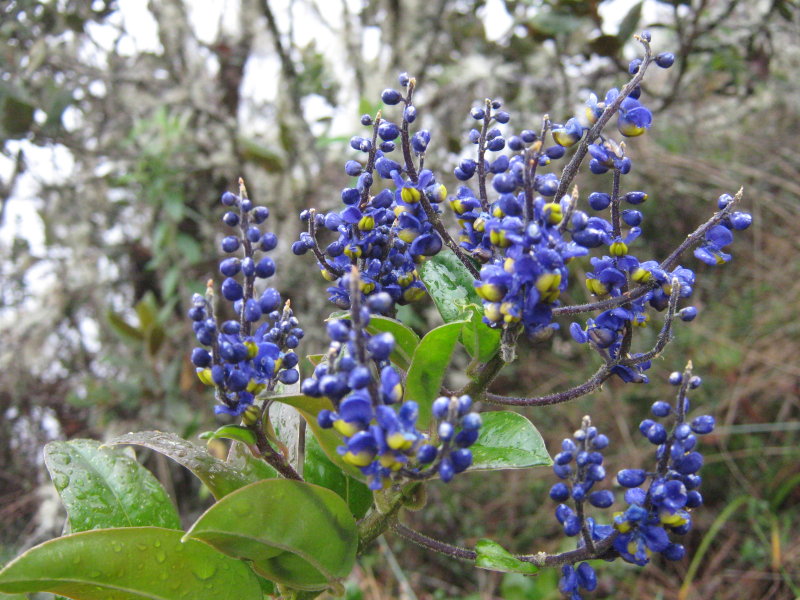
<box><xmin>1</xmin><ymin>0</ymin><xmax>798</xmax><ymax>597</ymax></box>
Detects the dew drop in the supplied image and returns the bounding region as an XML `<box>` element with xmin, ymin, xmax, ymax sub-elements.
<box><xmin>155</xmin><ymin>550</ymin><xmax>167</xmax><ymax>563</ymax></box>
<box><xmin>193</xmin><ymin>563</ymin><xmax>216</xmax><ymax>580</ymax></box>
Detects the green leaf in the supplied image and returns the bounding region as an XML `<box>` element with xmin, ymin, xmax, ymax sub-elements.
<box><xmin>147</xmin><ymin>324</ymin><xmax>165</xmax><ymax>356</ymax></box>
<box><xmin>405</xmin><ymin>321</ymin><xmax>464</xmax><ymax>429</ymax></box>
<box><xmin>470</xmin><ymin>412</ymin><xmax>552</xmax><ymax>470</ymax></box>
<box><xmin>617</xmin><ymin>0</ymin><xmax>643</xmax><ymax>43</ymax></box>
<box><xmin>175</xmin><ymin>233</ymin><xmax>202</xmax><ymax>264</ymax></box>
<box><xmin>358</xmin><ymin>97</ymin><xmax>382</xmax><ymax>120</ymax></box>
<box><xmin>163</xmin><ymin>194</ymin><xmax>185</xmax><ymax>221</ymax></box>
<box><xmin>0</xmin><ymin>527</ymin><xmax>262</xmax><ymax>600</ymax></box>
<box><xmin>528</xmin><ymin>11</ymin><xmax>582</xmax><ymax>38</ymax></box>
<box><xmin>226</xmin><ymin>441</ymin><xmax>278</xmax><ymax>481</ymax></box>
<box><xmin>326</xmin><ymin>312</ymin><xmax>420</xmax><ymax>370</ymax></box>
<box><xmin>586</xmin><ymin>34</ymin><xmax>622</xmax><ymax>57</ymax></box>
<box><xmin>315</xmin><ymin>135</ymin><xmax>350</xmax><ymax>148</ymax></box>
<box><xmin>304</xmin><ymin>432</ymin><xmax>372</xmax><ymax>519</ymax></box>
<box><xmin>238</xmin><ymin>138</ymin><xmax>284</xmax><ymax>172</ymax></box>
<box><xmin>226</xmin><ymin>429</ymin><xmax>371</xmax><ymax>519</ymax></box>
<box><xmin>106</xmin><ymin>309</ymin><xmax>144</xmax><ymax>342</ymax></box>
<box><xmin>365</xmin><ymin>316</ymin><xmax>420</xmax><ymax>370</ymax></box>
<box><xmin>199</xmin><ymin>425</ymin><xmax>258</xmax><ymax>447</ymax></box>
<box><xmin>133</xmin><ymin>293</ymin><xmax>158</xmax><ymax>330</ymax></box>
<box><xmin>419</xmin><ymin>249</ymin><xmax>481</xmax><ymax>323</ymax></box>
<box><xmin>40</xmin><ymin>85</ymin><xmax>74</xmax><ymax>136</ymax></box>
<box><xmin>474</xmin><ymin>539</ymin><xmax>538</xmax><ymax>574</ymax></box>
<box><xmin>44</xmin><ymin>439</ymin><xmax>180</xmax><ymax>532</ymax></box>
<box><xmin>185</xmin><ymin>479</ymin><xmax>357</xmax><ymax>592</ymax></box>
<box><xmin>271</xmin><ymin>394</ymin><xmax>363</xmax><ymax>479</ymax></box>
<box><xmin>305</xmin><ymin>353</ymin><xmax>325</xmax><ymax>367</ymax></box>
<box><xmin>0</xmin><ymin>94</ymin><xmax>35</xmax><ymax>138</ymax></box>
<box><xmin>461</xmin><ymin>304</ymin><xmax>501</xmax><ymax>362</ymax></box>
<box><xmin>108</xmin><ymin>431</ymin><xmax>254</xmax><ymax>499</ymax></box>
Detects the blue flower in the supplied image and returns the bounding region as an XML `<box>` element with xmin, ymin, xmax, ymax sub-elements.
<box><xmin>552</xmin><ymin>118</ymin><xmax>584</xmax><ymax>147</ymax></box>
<box><xmin>617</xmin><ymin>97</ymin><xmax>653</xmax><ymax>137</ymax></box>
<box><xmin>694</xmin><ymin>224</ymin><xmax>733</xmax><ymax>265</ymax></box>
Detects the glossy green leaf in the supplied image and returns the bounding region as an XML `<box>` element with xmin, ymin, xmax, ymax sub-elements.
<box><xmin>185</xmin><ymin>479</ymin><xmax>358</xmax><ymax>591</ymax></box>
<box><xmin>44</xmin><ymin>439</ymin><xmax>180</xmax><ymax>532</ymax></box>
<box><xmin>304</xmin><ymin>432</ymin><xmax>372</xmax><ymax>519</ymax></box>
<box><xmin>419</xmin><ymin>249</ymin><xmax>481</xmax><ymax>323</ymax></box>
<box><xmin>0</xmin><ymin>527</ymin><xmax>262</xmax><ymax>600</ymax></box>
<box><xmin>461</xmin><ymin>304</ymin><xmax>501</xmax><ymax>362</ymax></box>
<box><xmin>199</xmin><ymin>424</ymin><xmax>258</xmax><ymax>447</ymax></box>
<box><xmin>418</xmin><ymin>251</ymin><xmax>499</xmax><ymax>361</ymax></box>
<box><xmin>470</xmin><ymin>412</ymin><xmax>552</xmax><ymax>470</ymax></box>
<box><xmin>226</xmin><ymin>428</ymin><xmax>372</xmax><ymax>519</ymax></box>
<box><xmin>108</xmin><ymin>431</ymin><xmax>253</xmax><ymax>499</ymax></box>
<box><xmin>475</xmin><ymin>539</ymin><xmax>538</xmax><ymax>574</ymax></box>
<box><xmin>226</xmin><ymin>441</ymin><xmax>278</xmax><ymax>481</ymax></box>
<box><xmin>326</xmin><ymin>313</ymin><xmax>420</xmax><ymax>370</ymax></box>
<box><xmin>405</xmin><ymin>321</ymin><xmax>464</xmax><ymax>429</ymax></box>
<box><xmin>365</xmin><ymin>316</ymin><xmax>420</xmax><ymax>370</ymax></box>
<box><xmin>271</xmin><ymin>394</ymin><xmax>363</xmax><ymax>479</ymax></box>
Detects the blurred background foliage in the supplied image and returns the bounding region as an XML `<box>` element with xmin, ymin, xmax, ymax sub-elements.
<box><xmin>1</xmin><ymin>0</ymin><xmax>798</xmax><ymax>598</ymax></box>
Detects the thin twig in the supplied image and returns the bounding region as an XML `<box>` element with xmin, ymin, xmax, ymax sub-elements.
<box><xmin>485</xmin><ymin>282</ymin><xmax>681</xmax><ymax>406</ymax></box>
<box><xmin>553</xmin><ymin>37</ymin><xmax>653</xmax><ymax>202</ymax></box>
<box><xmin>391</xmin><ymin>522</ymin><xmax>619</xmax><ymax>568</ymax></box>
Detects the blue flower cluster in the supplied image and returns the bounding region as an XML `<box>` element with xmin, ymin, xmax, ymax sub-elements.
<box><xmin>570</xmin><ymin>195</ymin><xmax>750</xmax><ymax>385</ymax></box>
<box><xmin>188</xmin><ymin>187</ymin><xmax>302</xmax><ymax>416</ymax></box>
<box><xmin>558</xmin><ymin>63</ymin><xmax>750</xmax><ymax>388</ymax></box>
<box><xmin>451</xmin><ymin>99</ymin><xmax>590</xmax><ymax>336</ymax></box>
<box><xmin>549</xmin><ymin>417</ymin><xmax>612</xmax><ymax>598</ymax></box>
<box><xmin>550</xmin><ymin>418</ymin><xmax>613</xmax><ymax>515</ymax></box>
<box><xmin>448</xmin><ymin>43</ymin><xmax>750</xmax><ymax>363</ymax></box>
<box><xmin>447</xmin><ymin>45</ymin><xmax>674</xmax><ymax>339</ymax></box>
<box><xmin>612</xmin><ymin>371</ymin><xmax>712</xmax><ymax>566</ymax></box>
<box><xmin>549</xmin><ymin>369</ymin><xmax>714</xmax><ymax>599</ymax></box>
<box><xmin>303</xmin><ymin>271</ymin><xmax>480</xmax><ymax>488</ymax></box>
<box><xmin>293</xmin><ymin>73</ymin><xmax>446</xmax><ymax>309</ymax></box>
